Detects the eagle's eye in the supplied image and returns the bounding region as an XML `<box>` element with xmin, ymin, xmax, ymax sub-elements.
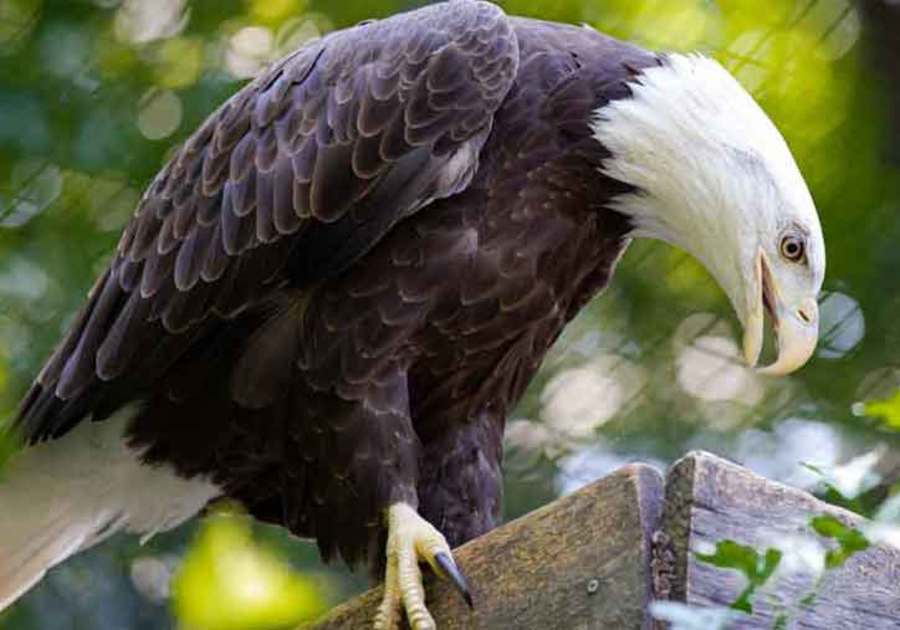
<box><xmin>780</xmin><ymin>235</ymin><xmax>805</xmax><ymax>262</ymax></box>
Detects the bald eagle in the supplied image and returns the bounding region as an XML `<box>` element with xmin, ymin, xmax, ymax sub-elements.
<box><xmin>0</xmin><ymin>1</ymin><xmax>824</xmax><ymax>627</ymax></box>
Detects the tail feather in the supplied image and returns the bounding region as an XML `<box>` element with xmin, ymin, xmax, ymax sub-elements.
<box><xmin>0</xmin><ymin>407</ymin><xmax>220</xmax><ymax>611</ymax></box>
<box><xmin>0</xmin><ymin>518</ymin><xmax>93</xmax><ymax>611</ymax></box>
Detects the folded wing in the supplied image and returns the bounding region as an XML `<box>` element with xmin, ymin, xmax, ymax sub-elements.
<box><xmin>17</xmin><ymin>0</ymin><xmax>519</xmax><ymax>441</ymax></box>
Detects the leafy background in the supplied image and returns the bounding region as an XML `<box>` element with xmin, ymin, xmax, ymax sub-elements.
<box><xmin>1</xmin><ymin>0</ymin><xmax>899</xmax><ymax>628</ymax></box>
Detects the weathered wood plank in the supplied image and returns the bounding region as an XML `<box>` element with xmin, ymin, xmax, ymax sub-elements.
<box><xmin>312</xmin><ymin>464</ymin><xmax>664</xmax><ymax>629</ymax></box>
<box><xmin>660</xmin><ymin>451</ymin><xmax>900</xmax><ymax>629</ymax></box>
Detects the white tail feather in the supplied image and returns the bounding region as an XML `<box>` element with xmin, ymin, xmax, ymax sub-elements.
<box><xmin>0</xmin><ymin>408</ymin><xmax>220</xmax><ymax>611</ymax></box>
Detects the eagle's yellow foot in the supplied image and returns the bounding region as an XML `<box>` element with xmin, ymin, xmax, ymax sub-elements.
<box><xmin>373</xmin><ymin>503</ymin><xmax>472</xmax><ymax>630</ymax></box>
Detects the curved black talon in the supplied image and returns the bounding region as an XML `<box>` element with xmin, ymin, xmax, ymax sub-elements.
<box><xmin>435</xmin><ymin>551</ymin><xmax>473</xmax><ymax>609</ymax></box>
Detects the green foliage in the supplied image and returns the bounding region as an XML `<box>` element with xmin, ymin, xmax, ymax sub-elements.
<box><xmin>172</xmin><ymin>510</ymin><xmax>329</xmax><ymax>630</ymax></box>
<box><xmin>693</xmin><ymin>509</ymin><xmax>875</xmax><ymax>623</ymax></box>
<box><xmin>809</xmin><ymin>514</ymin><xmax>870</xmax><ymax>569</ymax></box>
<box><xmin>859</xmin><ymin>389</ymin><xmax>900</xmax><ymax>432</ymax></box>
<box><xmin>818</xmin><ymin>485</ymin><xmax>874</xmax><ymax>518</ymax></box>
<box><xmin>800</xmin><ymin>462</ymin><xmax>883</xmax><ymax>518</ymax></box>
<box><xmin>0</xmin><ymin>422</ymin><xmax>17</xmax><ymax>481</ymax></box>
<box><xmin>695</xmin><ymin>540</ymin><xmax>782</xmax><ymax>614</ymax></box>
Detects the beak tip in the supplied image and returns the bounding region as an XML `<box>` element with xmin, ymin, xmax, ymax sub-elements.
<box><xmin>743</xmin><ymin>351</ymin><xmax>759</xmax><ymax>370</ymax></box>
<box><xmin>742</xmin><ymin>247</ymin><xmax>819</xmax><ymax>378</ymax></box>
<box><xmin>756</xmin><ymin>364</ymin><xmax>789</xmax><ymax>377</ymax></box>
<box><xmin>742</xmin><ymin>330</ymin><xmax>762</xmax><ymax>370</ymax></box>
<box><xmin>755</xmin><ymin>352</ymin><xmax>815</xmax><ymax>377</ymax></box>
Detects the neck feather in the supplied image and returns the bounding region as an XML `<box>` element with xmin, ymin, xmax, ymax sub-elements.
<box><xmin>590</xmin><ymin>53</ymin><xmax>817</xmax><ymax>316</ymax></box>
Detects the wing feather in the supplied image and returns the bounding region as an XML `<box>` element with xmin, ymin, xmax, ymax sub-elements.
<box><xmin>18</xmin><ymin>0</ymin><xmax>519</xmax><ymax>441</ymax></box>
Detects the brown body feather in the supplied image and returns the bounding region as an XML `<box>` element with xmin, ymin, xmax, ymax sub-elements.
<box><xmin>16</xmin><ymin>2</ymin><xmax>658</xmax><ymax>570</ymax></box>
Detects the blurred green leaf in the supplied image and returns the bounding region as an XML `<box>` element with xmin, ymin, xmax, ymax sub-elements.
<box><xmin>695</xmin><ymin>540</ymin><xmax>782</xmax><ymax>613</ymax></box>
<box><xmin>151</xmin><ymin>37</ymin><xmax>205</xmax><ymax>89</ymax></box>
<box><xmin>810</xmin><ymin>514</ymin><xmax>870</xmax><ymax>569</ymax></box>
<box><xmin>172</xmin><ymin>510</ymin><xmax>329</xmax><ymax>630</ymax></box>
<box><xmin>860</xmin><ymin>389</ymin><xmax>900</xmax><ymax>432</ymax></box>
<box><xmin>0</xmin><ymin>426</ymin><xmax>18</xmax><ymax>479</ymax></box>
<box><xmin>800</xmin><ymin>462</ymin><xmax>882</xmax><ymax>518</ymax></box>
<box><xmin>246</xmin><ymin>0</ymin><xmax>308</xmax><ymax>26</ymax></box>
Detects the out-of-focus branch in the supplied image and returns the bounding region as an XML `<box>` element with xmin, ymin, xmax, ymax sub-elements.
<box><xmin>859</xmin><ymin>0</ymin><xmax>900</xmax><ymax>163</ymax></box>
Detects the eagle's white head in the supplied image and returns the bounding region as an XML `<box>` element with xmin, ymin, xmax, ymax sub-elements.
<box><xmin>591</xmin><ymin>53</ymin><xmax>825</xmax><ymax>376</ymax></box>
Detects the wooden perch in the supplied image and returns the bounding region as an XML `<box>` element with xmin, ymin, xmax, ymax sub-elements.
<box><xmin>313</xmin><ymin>464</ymin><xmax>664</xmax><ymax>629</ymax></box>
<box><xmin>311</xmin><ymin>452</ymin><xmax>900</xmax><ymax>629</ymax></box>
<box><xmin>662</xmin><ymin>452</ymin><xmax>900</xmax><ymax>629</ymax></box>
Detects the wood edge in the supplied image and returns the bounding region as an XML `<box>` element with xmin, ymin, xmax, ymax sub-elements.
<box><xmin>653</xmin><ymin>450</ymin><xmax>900</xmax><ymax>630</ymax></box>
<box><xmin>620</xmin><ymin>464</ymin><xmax>666</xmax><ymax>630</ymax></box>
<box><xmin>673</xmin><ymin>450</ymin><xmax>871</xmax><ymax>525</ymax></box>
<box><xmin>655</xmin><ymin>450</ymin><xmax>701</xmax><ymax>603</ymax></box>
<box><xmin>309</xmin><ymin>462</ymin><xmax>666</xmax><ymax>629</ymax></box>
<box><xmin>489</xmin><ymin>461</ymin><xmax>664</xmax><ymax>537</ymax></box>
<box><xmin>626</xmin><ymin>463</ymin><xmax>666</xmax><ymax>546</ymax></box>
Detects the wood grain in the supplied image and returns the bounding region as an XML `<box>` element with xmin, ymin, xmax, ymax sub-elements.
<box><xmin>310</xmin><ymin>451</ymin><xmax>900</xmax><ymax>629</ymax></box>
<box><xmin>660</xmin><ymin>451</ymin><xmax>900</xmax><ymax>629</ymax></box>
<box><xmin>311</xmin><ymin>464</ymin><xmax>665</xmax><ymax>629</ymax></box>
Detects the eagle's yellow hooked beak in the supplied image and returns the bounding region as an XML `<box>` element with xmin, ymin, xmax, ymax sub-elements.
<box><xmin>743</xmin><ymin>248</ymin><xmax>819</xmax><ymax>376</ymax></box>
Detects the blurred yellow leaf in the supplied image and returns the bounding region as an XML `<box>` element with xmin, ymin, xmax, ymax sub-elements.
<box><xmin>0</xmin><ymin>0</ymin><xmax>41</xmax><ymax>54</ymax></box>
<box><xmin>594</xmin><ymin>0</ymin><xmax>723</xmax><ymax>51</ymax></box>
<box><xmin>94</xmin><ymin>29</ymin><xmax>140</xmax><ymax>79</ymax></box>
<box><xmin>153</xmin><ymin>37</ymin><xmax>205</xmax><ymax>90</ymax></box>
<box><xmin>0</xmin><ymin>351</ymin><xmax>19</xmax><ymax>476</ymax></box>
<box><xmin>0</xmin><ymin>354</ymin><xmax>8</xmax><ymax>395</ymax></box>
<box><xmin>172</xmin><ymin>512</ymin><xmax>329</xmax><ymax>630</ymax></box>
<box><xmin>247</xmin><ymin>0</ymin><xmax>307</xmax><ymax>26</ymax></box>
<box><xmin>862</xmin><ymin>389</ymin><xmax>900</xmax><ymax>432</ymax></box>
<box><xmin>499</xmin><ymin>0</ymin><xmax>591</xmax><ymax>23</ymax></box>
<box><xmin>663</xmin><ymin>250</ymin><xmax>721</xmax><ymax>306</ymax></box>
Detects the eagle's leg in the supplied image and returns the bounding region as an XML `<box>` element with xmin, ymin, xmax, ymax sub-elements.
<box><xmin>374</xmin><ymin>503</ymin><xmax>471</xmax><ymax>630</ymax></box>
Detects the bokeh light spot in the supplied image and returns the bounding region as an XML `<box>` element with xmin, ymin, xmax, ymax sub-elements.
<box><xmin>1</xmin><ymin>161</ymin><xmax>62</xmax><ymax>228</ymax></box>
<box><xmin>172</xmin><ymin>512</ymin><xmax>329</xmax><ymax>630</ymax></box>
<box><xmin>817</xmin><ymin>291</ymin><xmax>864</xmax><ymax>359</ymax></box>
<box><xmin>247</xmin><ymin>0</ymin><xmax>306</xmax><ymax>26</ymax></box>
<box><xmin>94</xmin><ymin>30</ymin><xmax>139</xmax><ymax>79</ymax></box>
<box><xmin>583</xmin><ymin>0</ymin><xmax>723</xmax><ymax>51</ymax></box>
<box><xmin>542</xmin><ymin>366</ymin><xmax>623</xmax><ymax>437</ymax></box>
<box><xmin>674</xmin><ymin>314</ymin><xmax>765</xmax><ymax>405</ymax></box>
<box><xmin>152</xmin><ymin>36</ymin><xmax>204</xmax><ymax>89</ymax></box>
<box><xmin>40</xmin><ymin>21</ymin><xmax>90</xmax><ymax>81</ymax></box>
<box><xmin>130</xmin><ymin>556</ymin><xmax>174</xmax><ymax>604</ymax></box>
<box><xmin>734</xmin><ymin>418</ymin><xmax>842</xmax><ymax>487</ymax></box>
<box><xmin>274</xmin><ymin>16</ymin><xmax>324</xmax><ymax>57</ymax></box>
<box><xmin>114</xmin><ymin>0</ymin><xmax>189</xmax><ymax>45</ymax></box>
<box><xmin>800</xmin><ymin>0</ymin><xmax>861</xmax><ymax>60</ymax></box>
<box><xmin>136</xmin><ymin>88</ymin><xmax>183</xmax><ymax>140</ymax></box>
<box><xmin>505</xmin><ymin>419</ymin><xmax>553</xmax><ymax>452</ymax></box>
<box><xmin>0</xmin><ymin>255</ymin><xmax>49</xmax><ymax>301</ymax></box>
<box><xmin>541</xmin><ymin>355</ymin><xmax>645</xmax><ymax>438</ymax></box>
<box><xmin>226</xmin><ymin>26</ymin><xmax>274</xmax><ymax>79</ymax></box>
